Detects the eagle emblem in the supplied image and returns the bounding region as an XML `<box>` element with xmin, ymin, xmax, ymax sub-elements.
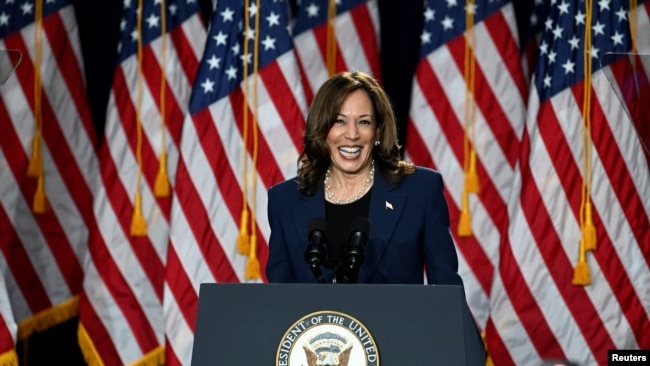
<box><xmin>303</xmin><ymin>331</ymin><xmax>352</xmax><ymax>366</ymax></box>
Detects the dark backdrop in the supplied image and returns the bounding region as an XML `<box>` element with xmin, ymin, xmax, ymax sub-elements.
<box><xmin>16</xmin><ymin>1</ymin><xmax>530</xmax><ymax>364</ymax></box>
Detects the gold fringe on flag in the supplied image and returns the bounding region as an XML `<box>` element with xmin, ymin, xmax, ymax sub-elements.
<box><xmin>326</xmin><ymin>0</ymin><xmax>337</xmax><ymax>76</ymax></box>
<box><xmin>482</xmin><ymin>331</ymin><xmax>495</xmax><ymax>366</ymax></box>
<box><xmin>458</xmin><ymin>0</ymin><xmax>478</xmax><ymax>237</ymax></box>
<box><xmin>17</xmin><ymin>296</ymin><xmax>78</xmax><ymax>341</ymax></box>
<box><xmin>154</xmin><ymin>0</ymin><xmax>170</xmax><ymax>198</ymax></box>
<box><xmin>79</xmin><ymin>313</ymin><xmax>165</xmax><ymax>366</ymax></box>
<box><xmin>132</xmin><ymin>346</ymin><xmax>165</xmax><ymax>366</ymax></box>
<box><xmin>77</xmin><ymin>324</ymin><xmax>104</xmax><ymax>366</ymax></box>
<box><xmin>0</xmin><ymin>349</ymin><xmax>18</xmax><ymax>366</ymax></box>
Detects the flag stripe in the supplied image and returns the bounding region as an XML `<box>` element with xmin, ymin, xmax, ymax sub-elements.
<box><xmin>173</xmin><ymin>144</ymin><xmax>241</xmax><ymax>282</ymax></box>
<box><xmin>445</xmin><ymin>35</ymin><xmax>520</xmax><ymax>169</ymax></box>
<box><xmin>488</xmin><ymin>2</ymin><xmax>650</xmax><ymax>358</ymax></box>
<box><xmin>482</xmin><ymin>7</ymin><xmax>529</xmax><ymax>128</ymax></box>
<box><xmin>164</xmin><ymin>244</ymin><xmax>199</xmax><ymax>331</ymax></box>
<box><xmin>494</xmin><ymin>192</ymin><xmax>567</xmax><ymax>361</ymax></box>
<box><xmin>586</xmin><ymin>77</ymin><xmax>650</xmax><ymax>248</ymax></box>
<box><xmin>293</xmin><ymin>0</ymin><xmax>381</xmax><ymax>100</ymax></box>
<box><xmin>534</xmin><ymin>98</ymin><xmax>616</xmax><ymax>351</ymax></box>
<box><xmin>338</xmin><ymin>2</ymin><xmax>380</xmax><ymax>76</ymax></box>
<box><xmin>261</xmin><ymin>60</ymin><xmax>306</xmax><ymax>152</ymax></box>
<box><xmin>609</xmin><ymin>53</ymin><xmax>650</xmax><ymax>158</ymax></box>
<box><xmin>86</xmin><ymin>221</ymin><xmax>160</xmax><ymax>355</ymax></box>
<box><xmin>99</xmin><ymin>146</ymin><xmax>166</xmax><ymax>300</ymax></box>
<box><xmin>293</xmin><ymin>29</ymin><xmax>328</xmax><ymax>99</ymax></box>
<box><xmin>1</xmin><ymin>4</ymin><xmax>96</xmax><ymax>341</ymax></box>
<box><xmin>515</xmin><ymin>142</ymin><xmax>616</xmax><ymax>358</ymax></box>
<box><xmin>80</xmin><ymin>3</ymin><xmax>205</xmax><ymax>363</ymax></box>
<box><xmin>111</xmin><ymin>68</ymin><xmax>174</xmax><ymax>224</ymax></box>
<box><xmin>1</xmin><ymin>42</ymin><xmax>83</xmax><ymax>309</ymax></box>
<box><xmin>0</xmin><ymin>201</ymin><xmax>51</xmax><ymax>314</ymax></box>
<box><xmin>407</xmin><ymin>1</ymin><xmax>530</xmax><ymax>335</ymax></box>
<box><xmin>498</xmin><ymin>65</ymin><xmax>649</xmax><ymax>362</ymax></box>
<box><xmin>411</xmin><ymin>51</ymin><xmax>509</xmax><ymax>281</ymax></box>
<box><xmin>0</xmin><ymin>265</ymin><xmax>17</xmax><ymax>360</ymax></box>
<box><xmin>165</xmin><ymin>1</ymin><xmax>307</xmax><ymax>362</ymax></box>
<box><xmin>43</xmin><ymin>10</ymin><xmax>97</xmax><ymax>146</ymax></box>
<box><xmin>78</xmin><ymin>290</ymin><xmax>122</xmax><ymax>364</ymax></box>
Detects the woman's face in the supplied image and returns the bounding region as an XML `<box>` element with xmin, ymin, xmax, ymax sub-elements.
<box><xmin>326</xmin><ymin>89</ymin><xmax>377</xmax><ymax>177</ymax></box>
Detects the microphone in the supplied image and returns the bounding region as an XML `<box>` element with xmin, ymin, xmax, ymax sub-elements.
<box><xmin>337</xmin><ymin>217</ymin><xmax>370</xmax><ymax>284</ymax></box>
<box><xmin>304</xmin><ymin>217</ymin><xmax>328</xmax><ymax>283</ymax></box>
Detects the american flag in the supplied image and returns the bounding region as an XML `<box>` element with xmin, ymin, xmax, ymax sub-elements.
<box><xmin>0</xmin><ymin>0</ymin><xmax>98</xmax><ymax>346</ymax></box>
<box><xmin>77</xmin><ymin>1</ymin><xmax>206</xmax><ymax>364</ymax></box>
<box><xmin>0</xmin><ymin>271</ymin><xmax>17</xmax><ymax>365</ymax></box>
<box><xmin>292</xmin><ymin>0</ymin><xmax>381</xmax><ymax>103</ymax></box>
<box><xmin>486</xmin><ymin>0</ymin><xmax>650</xmax><ymax>364</ymax></box>
<box><xmin>163</xmin><ymin>0</ymin><xmax>306</xmax><ymax>364</ymax></box>
<box><xmin>406</xmin><ymin>0</ymin><xmax>528</xmax><ymax>333</ymax></box>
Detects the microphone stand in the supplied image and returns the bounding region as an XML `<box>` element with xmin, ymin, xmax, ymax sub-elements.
<box><xmin>336</xmin><ymin>217</ymin><xmax>370</xmax><ymax>284</ymax></box>
<box><xmin>304</xmin><ymin>217</ymin><xmax>328</xmax><ymax>283</ymax></box>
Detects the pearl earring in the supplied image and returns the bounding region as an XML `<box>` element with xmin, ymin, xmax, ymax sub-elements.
<box><xmin>374</xmin><ymin>140</ymin><xmax>380</xmax><ymax>146</ymax></box>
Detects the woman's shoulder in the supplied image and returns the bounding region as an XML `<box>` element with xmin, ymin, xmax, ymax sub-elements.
<box><xmin>268</xmin><ymin>177</ymin><xmax>306</xmax><ymax>201</ymax></box>
<box><xmin>402</xmin><ymin>166</ymin><xmax>444</xmax><ymax>185</ymax></box>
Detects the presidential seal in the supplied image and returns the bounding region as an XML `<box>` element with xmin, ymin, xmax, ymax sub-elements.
<box><xmin>276</xmin><ymin>310</ymin><xmax>379</xmax><ymax>366</ymax></box>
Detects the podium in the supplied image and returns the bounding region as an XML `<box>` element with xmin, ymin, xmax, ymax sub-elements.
<box><xmin>191</xmin><ymin>283</ymin><xmax>485</xmax><ymax>365</ymax></box>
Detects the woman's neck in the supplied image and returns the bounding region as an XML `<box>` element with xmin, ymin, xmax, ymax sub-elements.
<box><xmin>324</xmin><ymin>161</ymin><xmax>375</xmax><ymax>204</ymax></box>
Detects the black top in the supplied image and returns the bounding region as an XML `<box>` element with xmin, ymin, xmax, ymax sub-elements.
<box><xmin>325</xmin><ymin>189</ymin><xmax>372</xmax><ymax>270</ymax></box>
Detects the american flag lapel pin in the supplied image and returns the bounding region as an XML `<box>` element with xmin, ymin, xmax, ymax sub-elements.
<box><xmin>385</xmin><ymin>201</ymin><xmax>393</xmax><ymax>210</ymax></box>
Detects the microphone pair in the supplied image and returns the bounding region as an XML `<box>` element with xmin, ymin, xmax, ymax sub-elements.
<box><xmin>304</xmin><ymin>216</ymin><xmax>370</xmax><ymax>284</ymax></box>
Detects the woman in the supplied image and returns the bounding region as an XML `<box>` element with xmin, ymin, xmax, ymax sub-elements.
<box><xmin>266</xmin><ymin>71</ymin><xmax>463</xmax><ymax>286</ymax></box>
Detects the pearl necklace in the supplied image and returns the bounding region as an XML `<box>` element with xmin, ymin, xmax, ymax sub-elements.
<box><xmin>324</xmin><ymin>161</ymin><xmax>375</xmax><ymax>205</ymax></box>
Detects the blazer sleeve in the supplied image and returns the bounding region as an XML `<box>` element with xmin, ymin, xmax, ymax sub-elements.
<box><xmin>422</xmin><ymin>172</ymin><xmax>464</xmax><ymax>287</ymax></box>
<box><xmin>265</xmin><ymin>184</ymin><xmax>297</xmax><ymax>282</ymax></box>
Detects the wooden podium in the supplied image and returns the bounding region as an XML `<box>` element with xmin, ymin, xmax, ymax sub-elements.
<box><xmin>191</xmin><ymin>283</ymin><xmax>485</xmax><ymax>365</ymax></box>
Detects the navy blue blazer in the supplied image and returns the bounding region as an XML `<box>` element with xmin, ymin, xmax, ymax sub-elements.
<box><xmin>266</xmin><ymin>166</ymin><xmax>464</xmax><ymax>286</ymax></box>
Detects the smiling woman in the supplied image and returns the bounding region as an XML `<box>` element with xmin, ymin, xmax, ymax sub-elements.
<box><xmin>265</xmin><ymin>70</ymin><xmax>466</xmax><ymax>289</ymax></box>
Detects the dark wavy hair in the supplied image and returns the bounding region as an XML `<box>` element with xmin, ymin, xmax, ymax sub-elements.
<box><xmin>295</xmin><ymin>71</ymin><xmax>415</xmax><ymax>195</ymax></box>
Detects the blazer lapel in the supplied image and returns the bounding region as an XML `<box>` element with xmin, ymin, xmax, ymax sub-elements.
<box><xmin>358</xmin><ymin>173</ymin><xmax>405</xmax><ymax>282</ymax></box>
<box><xmin>291</xmin><ymin>185</ymin><xmax>326</xmax><ymax>237</ymax></box>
